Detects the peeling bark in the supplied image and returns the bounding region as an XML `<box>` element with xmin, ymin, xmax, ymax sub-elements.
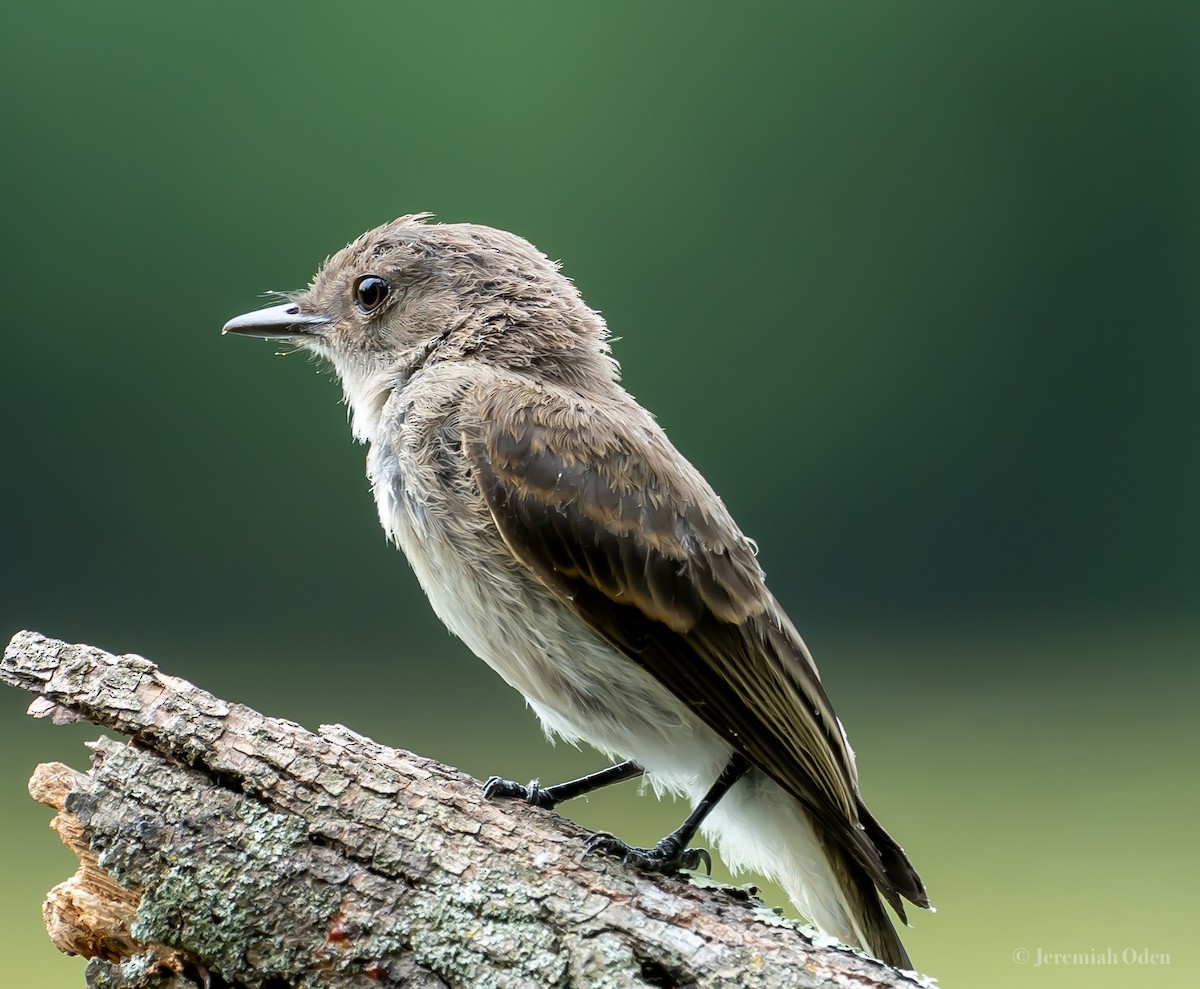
<box><xmin>2</xmin><ymin>631</ymin><xmax>935</xmax><ymax>989</ymax></box>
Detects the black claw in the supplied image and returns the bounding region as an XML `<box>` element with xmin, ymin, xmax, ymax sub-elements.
<box><xmin>482</xmin><ymin>776</ymin><xmax>557</xmax><ymax>809</ymax></box>
<box><xmin>582</xmin><ymin>831</ymin><xmax>620</xmax><ymax>859</ymax></box>
<box><xmin>681</xmin><ymin>846</ymin><xmax>712</xmax><ymax>875</ymax></box>
<box><xmin>582</xmin><ymin>831</ymin><xmax>711</xmax><ymax>876</ymax></box>
<box><xmin>482</xmin><ymin>775</ymin><xmax>513</xmax><ymax>799</ymax></box>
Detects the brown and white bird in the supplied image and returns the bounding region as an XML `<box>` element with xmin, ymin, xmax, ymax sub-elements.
<box><xmin>223</xmin><ymin>215</ymin><xmax>929</xmax><ymax>967</ymax></box>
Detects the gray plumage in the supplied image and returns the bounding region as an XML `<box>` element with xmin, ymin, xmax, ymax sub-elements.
<box><xmin>223</xmin><ymin>215</ymin><xmax>929</xmax><ymax>968</ymax></box>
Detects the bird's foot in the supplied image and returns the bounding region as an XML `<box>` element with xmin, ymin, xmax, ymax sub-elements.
<box><xmin>582</xmin><ymin>831</ymin><xmax>712</xmax><ymax>875</ymax></box>
<box><xmin>482</xmin><ymin>775</ymin><xmax>558</xmax><ymax>810</ymax></box>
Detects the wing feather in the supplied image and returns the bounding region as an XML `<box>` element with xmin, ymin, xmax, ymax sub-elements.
<box><xmin>462</xmin><ymin>380</ymin><xmax>927</xmax><ymax>911</ymax></box>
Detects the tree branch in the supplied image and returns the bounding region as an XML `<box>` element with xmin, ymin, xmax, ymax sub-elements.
<box><xmin>2</xmin><ymin>630</ymin><xmax>933</xmax><ymax>989</ymax></box>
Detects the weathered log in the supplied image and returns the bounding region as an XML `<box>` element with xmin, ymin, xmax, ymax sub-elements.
<box><xmin>2</xmin><ymin>630</ymin><xmax>934</xmax><ymax>989</ymax></box>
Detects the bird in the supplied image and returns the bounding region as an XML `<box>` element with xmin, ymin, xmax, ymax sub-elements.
<box><xmin>223</xmin><ymin>214</ymin><xmax>929</xmax><ymax>967</ymax></box>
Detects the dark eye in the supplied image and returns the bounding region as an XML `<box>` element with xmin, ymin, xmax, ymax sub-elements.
<box><xmin>354</xmin><ymin>275</ymin><xmax>390</xmax><ymax>314</ymax></box>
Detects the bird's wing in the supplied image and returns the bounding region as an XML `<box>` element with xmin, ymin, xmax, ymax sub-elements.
<box><xmin>460</xmin><ymin>379</ymin><xmax>926</xmax><ymax>912</ymax></box>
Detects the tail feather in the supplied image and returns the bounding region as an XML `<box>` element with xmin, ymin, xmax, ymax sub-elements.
<box><xmin>826</xmin><ymin>837</ymin><xmax>914</xmax><ymax>969</ymax></box>
<box><xmin>701</xmin><ymin>773</ymin><xmax>924</xmax><ymax>970</ymax></box>
<box><xmin>821</xmin><ymin>801</ymin><xmax>927</xmax><ymax>968</ymax></box>
<box><xmin>858</xmin><ymin>798</ymin><xmax>929</xmax><ymax>913</ymax></box>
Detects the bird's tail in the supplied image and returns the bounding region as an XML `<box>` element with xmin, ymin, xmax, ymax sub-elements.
<box><xmin>820</xmin><ymin>831</ymin><xmax>913</xmax><ymax>968</ymax></box>
<box><xmin>701</xmin><ymin>773</ymin><xmax>922</xmax><ymax>969</ymax></box>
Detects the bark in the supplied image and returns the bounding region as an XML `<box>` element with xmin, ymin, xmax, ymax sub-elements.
<box><xmin>2</xmin><ymin>630</ymin><xmax>935</xmax><ymax>989</ymax></box>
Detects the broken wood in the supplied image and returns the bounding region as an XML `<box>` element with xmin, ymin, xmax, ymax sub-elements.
<box><xmin>2</xmin><ymin>630</ymin><xmax>933</xmax><ymax>989</ymax></box>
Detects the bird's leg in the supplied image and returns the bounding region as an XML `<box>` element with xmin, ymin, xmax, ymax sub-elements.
<box><xmin>483</xmin><ymin>759</ymin><xmax>644</xmax><ymax>810</ymax></box>
<box><xmin>584</xmin><ymin>753</ymin><xmax>750</xmax><ymax>875</ymax></box>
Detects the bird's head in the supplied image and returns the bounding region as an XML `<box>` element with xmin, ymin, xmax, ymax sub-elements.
<box><xmin>223</xmin><ymin>214</ymin><xmax>616</xmax><ymax>440</ymax></box>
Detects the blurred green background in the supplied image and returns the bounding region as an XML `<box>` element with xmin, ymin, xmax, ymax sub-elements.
<box><xmin>2</xmin><ymin>3</ymin><xmax>1196</xmax><ymax>986</ymax></box>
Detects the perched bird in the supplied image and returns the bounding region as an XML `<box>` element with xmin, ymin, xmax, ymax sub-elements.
<box><xmin>223</xmin><ymin>215</ymin><xmax>929</xmax><ymax>967</ymax></box>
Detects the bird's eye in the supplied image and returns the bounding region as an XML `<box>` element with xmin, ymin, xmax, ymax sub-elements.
<box><xmin>354</xmin><ymin>275</ymin><xmax>390</xmax><ymax>314</ymax></box>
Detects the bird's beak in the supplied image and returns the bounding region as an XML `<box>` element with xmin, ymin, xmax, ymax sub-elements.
<box><xmin>222</xmin><ymin>302</ymin><xmax>330</xmax><ymax>340</ymax></box>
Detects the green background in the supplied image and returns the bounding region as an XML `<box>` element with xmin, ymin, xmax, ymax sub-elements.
<box><xmin>2</xmin><ymin>3</ymin><xmax>1196</xmax><ymax>986</ymax></box>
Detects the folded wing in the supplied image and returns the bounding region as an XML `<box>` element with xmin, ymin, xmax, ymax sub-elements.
<box><xmin>461</xmin><ymin>379</ymin><xmax>927</xmax><ymax>914</ymax></box>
